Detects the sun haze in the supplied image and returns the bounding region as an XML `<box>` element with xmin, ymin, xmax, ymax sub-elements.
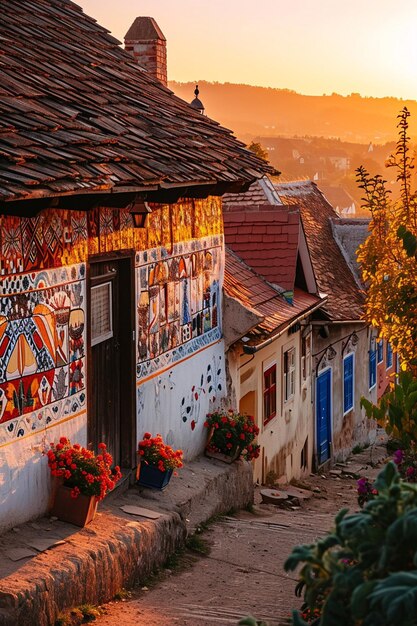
<box><xmin>76</xmin><ymin>0</ymin><xmax>417</xmax><ymax>100</ymax></box>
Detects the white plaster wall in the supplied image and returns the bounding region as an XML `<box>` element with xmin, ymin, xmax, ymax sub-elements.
<box><xmin>230</xmin><ymin>329</ymin><xmax>314</xmax><ymax>484</ymax></box>
<box><xmin>0</xmin><ymin>412</ymin><xmax>86</xmax><ymax>534</ymax></box>
<box><xmin>136</xmin><ymin>340</ymin><xmax>227</xmax><ymax>459</ymax></box>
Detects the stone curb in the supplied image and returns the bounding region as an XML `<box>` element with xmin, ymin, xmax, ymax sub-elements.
<box><xmin>0</xmin><ymin>457</ymin><xmax>253</xmax><ymax>626</ymax></box>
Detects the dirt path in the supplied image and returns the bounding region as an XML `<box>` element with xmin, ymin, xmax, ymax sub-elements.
<box><xmin>93</xmin><ymin>471</ymin><xmax>360</xmax><ymax>626</ymax></box>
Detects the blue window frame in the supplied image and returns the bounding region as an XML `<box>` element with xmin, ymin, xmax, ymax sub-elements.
<box><xmin>387</xmin><ymin>342</ymin><xmax>393</xmax><ymax>369</ymax></box>
<box><xmin>343</xmin><ymin>353</ymin><xmax>354</xmax><ymax>413</ymax></box>
<box><xmin>377</xmin><ymin>340</ymin><xmax>384</xmax><ymax>364</ymax></box>
<box><xmin>369</xmin><ymin>343</ymin><xmax>377</xmax><ymax>389</ymax></box>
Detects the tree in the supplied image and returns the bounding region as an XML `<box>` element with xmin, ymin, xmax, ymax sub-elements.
<box><xmin>246</xmin><ymin>141</ymin><xmax>281</xmax><ymax>177</ymax></box>
<box><xmin>357</xmin><ymin>108</ymin><xmax>417</xmax><ymax>367</ymax></box>
<box><xmin>247</xmin><ymin>141</ymin><xmax>269</xmax><ymax>162</ymax></box>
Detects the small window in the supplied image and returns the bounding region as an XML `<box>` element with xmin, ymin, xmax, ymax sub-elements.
<box><xmin>301</xmin><ymin>335</ymin><xmax>311</xmax><ymax>381</ymax></box>
<box><xmin>263</xmin><ymin>365</ymin><xmax>277</xmax><ymax>424</ymax></box>
<box><xmin>91</xmin><ymin>282</ymin><xmax>113</xmax><ymax>346</ymax></box>
<box><xmin>369</xmin><ymin>341</ymin><xmax>377</xmax><ymax>390</ymax></box>
<box><xmin>387</xmin><ymin>342</ymin><xmax>393</xmax><ymax>369</ymax></box>
<box><xmin>284</xmin><ymin>347</ymin><xmax>296</xmax><ymax>402</ymax></box>
<box><xmin>343</xmin><ymin>353</ymin><xmax>354</xmax><ymax>414</ymax></box>
<box><xmin>377</xmin><ymin>339</ymin><xmax>384</xmax><ymax>364</ymax></box>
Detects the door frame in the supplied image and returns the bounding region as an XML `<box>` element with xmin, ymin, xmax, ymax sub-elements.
<box><xmin>87</xmin><ymin>250</ymin><xmax>136</xmax><ymax>470</ymax></box>
<box><xmin>315</xmin><ymin>366</ymin><xmax>332</xmax><ymax>467</ymax></box>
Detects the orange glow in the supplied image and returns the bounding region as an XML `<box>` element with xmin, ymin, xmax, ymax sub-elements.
<box><xmin>77</xmin><ymin>0</ymin><xmax>417</xmax><ymax>100</ymax></box>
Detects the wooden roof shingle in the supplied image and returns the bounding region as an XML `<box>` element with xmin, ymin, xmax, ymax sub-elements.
<box><xmin>0</xmin><ymin>0</ymin><xmax>269</xmax><ymax>204</ymax></box>
<box><xmin>275</xmin><ymin>180</ymin><xmax>365</xmax><ymax>321</ymax></box>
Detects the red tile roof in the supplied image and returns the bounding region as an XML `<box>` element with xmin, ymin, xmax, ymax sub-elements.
<box><xmin>224</xmin><ymin>248</ymin><xmax>323</xmax><ymax>344</ymax></box>
<box><xmin>222</xmin><ymin>176</ymin><xmax>283</xmax><ymax>208</ymax></box>
<box><xmin>223</xmin><ymin>205</ymin><xmax>300</xmax><ymax>292</ymax></box>
<box><xmin>0</xmin><ymin>1</ymin><xmax>268</xmax><ymax>204</ymax></box>
<box><xmin>275</xmin><ymin>180</ymin><xmax>365</xmax><ymax>321</ymax></box>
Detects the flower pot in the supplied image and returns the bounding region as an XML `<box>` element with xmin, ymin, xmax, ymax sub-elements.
<box><xmin>205</xmin><ymin>447</ymin><xmax>242</xmax><ymax>463</ymax></box>
<box><xmin>51</xmin><ymin>485</ymin><xmax>98</xmax><ymax>527</ymax></box>
<box><xmin>136</xmin><ymin>462</ymin><xmax>173</xmax><ymax>490</ymax></box>
<box><xmin>205</xmin><ymin>426</ymin><xmax>242</xmax><ymax>463</ymax></box>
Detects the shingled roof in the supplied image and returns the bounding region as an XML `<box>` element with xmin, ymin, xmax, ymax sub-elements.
<box><xmin>0</xmin><ymin>0</ymin><xmax>268</xmax><ymax>206</ymax></box>
<box><xmin>275</xmin><ymin>180</ymin><xmax>365</xmax><ymax>321</ymax></box>
<box><xmin>222</xmin><ymin>202</ymin><xmax>300</xmax><ymax>292</ymax></box>
<box><xmin>224</xmin><ymin>247</ymin><xmax>323</xmax><ymax>346</ymax></box>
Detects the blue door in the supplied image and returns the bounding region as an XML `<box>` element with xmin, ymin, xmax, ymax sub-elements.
<box><xmin>317</xmin><ymin>369</ymin><xmax>331</xmax><ymax>464</ymax></box>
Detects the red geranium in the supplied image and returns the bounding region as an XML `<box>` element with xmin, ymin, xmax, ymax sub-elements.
<box><xmin>137</xmin><ymin>433</ymin><xmax>183</xmax><ymax>472</ymax></box>
<box><xmin>204</xmin><ymin>410</ymin><xmax>260</xmax><ymax>461</ymax></box>
<box><xmin>47</xmin><ymin>437</ymin><xmax>121</xmax><ymax>500</ymax></box>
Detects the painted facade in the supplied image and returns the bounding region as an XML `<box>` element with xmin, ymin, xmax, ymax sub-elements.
<box><xmin>229</xmin><ymin>328</ymin><xmax>314</xmax><ymax>484</ymax></box>
<box><xmin>0</xmin><ymin>199</ymin><xmax>226</xmax><ymax>532</ymax></box>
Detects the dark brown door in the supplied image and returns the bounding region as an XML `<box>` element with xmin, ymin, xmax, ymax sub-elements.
<box><xmin>89</xmin><ymin>256</ymin><xmax>135</xmax><ymax>469</ymax></box>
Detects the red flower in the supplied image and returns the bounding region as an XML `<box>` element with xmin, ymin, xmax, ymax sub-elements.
<box><xmin>47</xmin><ymin>438</ymin><xmax>121</xmax><ymax>500</ymax></box>
<box><xmin>137</xmin><ymin>433</ymin><xmax>183</xmax><ymax>472</ymax></box>
<box><xmin>204</xmin><ymin>410</ymin><xmax>260</xmax><ymax>461</ymax></box>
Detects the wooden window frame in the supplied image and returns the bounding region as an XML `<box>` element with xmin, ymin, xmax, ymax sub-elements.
<box><xmin>284</xmin><ymin>347</ymin><xmax>296</xmax><ymax>402</ymax></box>
<box><xmin>263</xmin><ymin>364</ymin><xmax>277</xmax><ymax>425</ymax></box>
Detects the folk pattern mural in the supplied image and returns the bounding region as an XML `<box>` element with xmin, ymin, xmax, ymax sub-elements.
<box><xmin>136</xmin><ymin>235</ymin><xmax>223</xmax><ymax>380</ymax></box>
<box><xmin>0</xmin><ymin>196</ymin><xmax>223</xmax><ymax>442</ymax></box>
<box><xmin>0</xmin><ymin>263</ymin><xmax>86</xmax><ymax>443</ymax></box>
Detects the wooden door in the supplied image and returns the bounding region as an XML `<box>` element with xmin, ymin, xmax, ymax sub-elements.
<box><xmin>89</xmin><ymin>256</ymin><xmax>135</xmax><ymax>469</ymax></box>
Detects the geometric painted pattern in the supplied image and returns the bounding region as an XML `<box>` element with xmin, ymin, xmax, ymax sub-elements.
<box><xmin>0</xmin><ymin>262</ymin><xmax>86</xmax><ymax>440</ymax></box>
<box><xmin>0</xmin><ymin>197</ymin><xmax>224</xmax><ymax>444</ymax></box>
<box><xmin>136</xmin><ymin>235</ymin><xmax>223</xmax><ymax>380</ymax></box>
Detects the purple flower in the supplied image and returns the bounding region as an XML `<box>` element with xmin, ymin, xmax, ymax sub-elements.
<box><xmin>393</xmin><ymin>449</ymin><xmax>404</xmax><ymax>465</ymax></box>
<box><xmin>406</xmin><ymin>466</ymin><xmax>415</xmax><ymax>477</ymax></box>
<box><xmin>357</xmin><ymin>477</ymin><xmax>369</xmax><ymax>495</ymax></box>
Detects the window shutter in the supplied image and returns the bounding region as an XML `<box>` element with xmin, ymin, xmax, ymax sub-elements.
<box><xmin>344</xmin><ymin>354</ymin><xmax>354</xmax><ymax>413</ymax></box>
<box><xmin>369</xmin><ymin>348</ymin><xmax>376</xmax><ymax>389</ymax></box>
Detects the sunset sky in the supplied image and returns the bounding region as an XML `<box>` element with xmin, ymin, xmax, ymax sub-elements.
<box><xmin>77</xmin><ymin>0</ymin><xmax>417</xmax><ymax>100</ymax></box>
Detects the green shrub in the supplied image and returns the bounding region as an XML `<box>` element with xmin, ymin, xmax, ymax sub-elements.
<box><xmin>285</xmin><ymin>462</ymin><xmax>417</xmax><ymax>626</ymax></box>
<box><xmin>361</xmin><ymin>370</ymin><xmax>417</xmax><ymax>449</ymax></box>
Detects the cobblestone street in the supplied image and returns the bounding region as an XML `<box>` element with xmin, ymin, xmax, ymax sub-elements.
<box><xmin>93</xmin><ymin>456</ymin><xmax>375</xmax><ymax>626</ymax></box>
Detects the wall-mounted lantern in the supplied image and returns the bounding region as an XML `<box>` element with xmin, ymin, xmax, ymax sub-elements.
<box><xmin>130</xmin><ymin>201</ymin><xmax>151</xmax><ymax>228</ymax></box>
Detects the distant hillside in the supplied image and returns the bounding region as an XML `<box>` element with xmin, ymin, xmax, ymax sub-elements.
<box><xmin>169</xmin><ymin>81</ymin><xmax>417</xmax><ymax>143</ymax></box>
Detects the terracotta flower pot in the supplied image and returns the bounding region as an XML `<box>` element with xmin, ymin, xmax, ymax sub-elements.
<box><xmin>136</xmin><ymin>462</ymin><xmax>173</xmax><ymax>490</ymax></box>
<box><xmin>51</xmin><ymin>484</ymin><xmax>98</xmax><ymax>527</ymax></box>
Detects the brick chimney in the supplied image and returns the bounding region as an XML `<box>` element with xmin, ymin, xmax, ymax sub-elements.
<box><xmin>124</xmin><ymin>17</ymin><xmax>167</xmax><ymax>86</ymax></box>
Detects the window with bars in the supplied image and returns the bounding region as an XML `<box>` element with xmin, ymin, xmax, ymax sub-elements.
<box><xmin>91</xmin><ymin>282</ymin><xmax>113</xmax><ymax>346</ymax></box>
<box><xmin>263</xmin><ymin>364</ymin><xmax>277</xmax><ymax>425</ymax></box>
<box><xmin>284</xmin><ymin>347</ymin><xmax>296</xmax><ymax>402</ymax></box>
<box><xmin>343</xmin><ymin>353</ymin><xmax>354</xmax><ymax>414</ymax></box>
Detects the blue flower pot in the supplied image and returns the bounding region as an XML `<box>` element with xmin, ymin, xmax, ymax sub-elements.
<box><xmin>137</xmin><ymin>463</ymin><xmax>173</xmax><ymax>490</ymax></box>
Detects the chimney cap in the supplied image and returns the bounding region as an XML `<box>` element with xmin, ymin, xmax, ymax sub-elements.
<box><xmin>190</xmin><ymin>84</ymin><xmax>205</xmax><ymax>114</ymax></box>
<box><xmin>124</xmin><ymin>17</ymin><xmax>166</xmax><ymax>41</ymax></box>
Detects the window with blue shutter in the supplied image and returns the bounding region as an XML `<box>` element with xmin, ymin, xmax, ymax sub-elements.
<box><xmin>343</xmin><ymin>353</ymin><xmax>354</xmax><ymax>413</ymax></box>
<box><xmin>387</xmin><ymin>342</ymin><xmax>393</xmax><ymax>369</ymax></box>
<box><xmin>369</xmin><ymin>343</ymin><xmax>377</xmax><ymax>389</ymax></box>
<box><xmin>377</xmin><ymin>339</ymin><xmax>383</xmax><ymax>363</ymax></box>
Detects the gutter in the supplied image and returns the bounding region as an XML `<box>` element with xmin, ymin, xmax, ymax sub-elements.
<box><xmin>242</xmin><ymin>298</ymin><xmax>327</xmax><ymax>354</ymax></box>
<box><xmin>310</xmin><ymin>319</ymin><xmax>365</xmax><ymax>325</ymax></box>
